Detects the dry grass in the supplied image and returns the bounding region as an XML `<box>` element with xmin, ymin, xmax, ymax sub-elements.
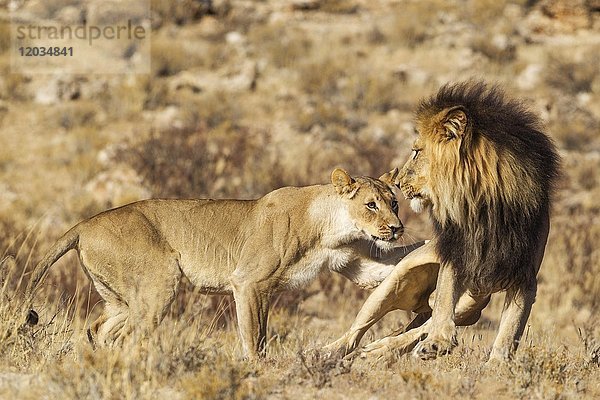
<box><xmin>0</xmin><ymin>0</ymin><xmax>599</xmax><ymax>398</ymax></box>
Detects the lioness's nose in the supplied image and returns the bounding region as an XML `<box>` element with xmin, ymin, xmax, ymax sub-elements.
<box><xmin>390</xmin><ymin>224</ymin><xmax>404</xmax><ymax>237</ymax></box>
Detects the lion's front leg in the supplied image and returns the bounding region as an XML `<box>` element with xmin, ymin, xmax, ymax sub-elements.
<box><xmin>412</xmin><ymin>263</ymin><xmax>463</xmax><ymax>360</ymax></box>
<box><xmin>489</xmin><ymin>212</ymin><xmax>548</xmax><ymax>363</ymax></box>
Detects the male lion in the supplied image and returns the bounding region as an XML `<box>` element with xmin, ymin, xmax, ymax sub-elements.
<box><xmin>326</xmin><ymin>82</ymin><xmax>560</xmax><ymax>362</ymax></box>
<box><xmin>25</xmin><ymin>168</ymin><xmax>420</xmax><ymax>359</ymax></box>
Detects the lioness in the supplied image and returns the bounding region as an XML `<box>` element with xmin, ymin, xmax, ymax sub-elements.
<box><xmin>326</xmin><ymin>82</ymin><xmax>560</xmax><ymax>362</ymax></box>
<box><xmin>26</xmin><ymin>168</ymin><xmax>420</xmax><ymax>358</ymax></box>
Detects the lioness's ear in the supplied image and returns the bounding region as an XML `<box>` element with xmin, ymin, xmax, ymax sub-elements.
<box><xmin>441</xmin><ymin>106</ymin><xmax>467</xmax><ymax>140</ymax></box>
<box><xmin>379</xmin><ymin>167</ymin><xmax>400</xmax><ymax>189</ymax></box>
<box><xmin>331</xmin><ymin>168</ymin><xmax>356</xmax><ymax>195</ymax></box>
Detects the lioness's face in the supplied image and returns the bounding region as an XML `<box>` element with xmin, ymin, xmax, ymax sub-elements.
<box><xmin>399</xmin><ymin>135</ymin><xmax>431</xmax><ymax>213</ymax></box>
<box><xmin>349</xmin><ymin>179</ymin><xmax>404</xmax><ymax>250</ymax></box>
<box><xmin>331</xmin><ymin>168</ymin><xmax>404</xmax><ymax>250</ymax></box>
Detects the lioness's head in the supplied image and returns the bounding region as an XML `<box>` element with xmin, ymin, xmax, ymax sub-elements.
<box><xmin>331</xmin><ymin>168</ymin><xmax>403</xmax><ymax>250</ymax></box>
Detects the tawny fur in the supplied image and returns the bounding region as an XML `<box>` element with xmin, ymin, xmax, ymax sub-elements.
<box><xmin>25</xmin><ymin>168</ymin><xmax>419</xmax><ymax>359</ymax></box>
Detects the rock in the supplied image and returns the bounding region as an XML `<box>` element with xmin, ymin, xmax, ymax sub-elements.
<box><xmin>169</xmin><ymin>60</ymin><xmax>258</xmax><ymax>94</ymax></box>
<box><xmin>225</xmin><ymin>31</ymin><xmax>245</xmax><ymax>45</ymax></box>
<box><xmin>145</xmin><ymin>106</ymin><xmax>197</xmax><ymax>132</ymax></box>
<box><xmin>85</xmin><ymin>164</ymin><xmax>152</xmax><ymax>208</ymax></box>
<box><xmin>55</xmin><ymin>6</ymin><xmax>84</xmax><ymax>24</ymax></box>
<box><xmin>393</xmin><ymin>64</ymin><xmax>430</xmax><ymax>86</ymax></box>
<box><xmin>587</xmin><ymin>0</ymin><xmax>600</xmax><ymax>10</ymax></box>
<box><xmin>516</xmin><ymin>64</ymin><xmax>544</xmax><ymax>90</ymax></box>
<box><xmin>30</xmin><ymin>76</ymin><xmax>102</xmax><ymax>105</ymax></box>
<box><xmin>519</xmin><ymin>0</ymin><xmax>592</xmax><ymax>39</ymax></box>
<box><xmin>291</xmin><ymin>0</ymin><xmax>321</xmax><ymax>11</ymax></box>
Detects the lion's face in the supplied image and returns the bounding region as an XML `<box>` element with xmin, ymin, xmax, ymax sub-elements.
<box><xmin>331</xmin><ymin>168</ymin><xmax>404</xmax><ymax>250</ymax></box>
<box><xmin>398</xmin><ymin>106</ymin><xmax>467</xmax><ymax>215</ymax></box>
<box><xmin>398</xmin><ymin>136</ymin><xmax>432</xmax><ymax>213</ymax></box>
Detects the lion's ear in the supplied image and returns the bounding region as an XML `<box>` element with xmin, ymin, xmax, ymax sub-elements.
<box><xmin>379</xmin><ymin>167</ymin><xmax>400</xmax><ymax>189</ymax></box>
<box><xmin>331</xmin><ymin>168</ymin><xmax>357</xmax><ymax>196</ymax></box>
<box><xmin>441</xmin><ymin>106</ymin><xmax>467</xmax><ymax>140</ymax></box>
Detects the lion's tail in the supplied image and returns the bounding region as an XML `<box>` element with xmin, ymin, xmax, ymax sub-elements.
<box><xmin>24</xmin><ymin>225</ymin><xmax>80</xmax><ymax>325</ymax></box>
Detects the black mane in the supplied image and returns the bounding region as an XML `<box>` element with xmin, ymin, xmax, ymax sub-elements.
<box><xmin>422</xmin><ymin>81</ymin><xmax>561</xmax><ymax>293</ymax></box>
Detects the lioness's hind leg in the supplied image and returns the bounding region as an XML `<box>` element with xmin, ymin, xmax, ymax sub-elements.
<box><xmin>79</xmin><ymin>217</ymin><xmax>183</xmax><ymax>344</ymax></box>
<box><xmin>86</xmin><ymin>277</ymin><xmax>130</xmax><ymax>347</ymax></box>
<box><xmin>87</xmin><ymin>312</ymin><xmax>108</xmax><ymax>348</ymax></box>
<box><xmin>99</xmin><ymin>311</ymin><xmax>128</xmax><ymax>346</ymax></box>
<box><xmin>122</xmin><ymin>256</ymin><xmax>182</xmax><ymax>342</ymax></box>
<box><xmin>94</xmin><ymin>303</ymin><xmax>129</xmax><ymax>346</ymax></box>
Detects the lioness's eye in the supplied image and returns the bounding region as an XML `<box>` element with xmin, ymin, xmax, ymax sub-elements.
<box><xmin>366</xmin><ymin>202</ymin><xmax>377</xmax><ymax>210</ymax></box>
<box><xmin>412</xmin><ymin>149</ymin><xmax>420</xmax><ymax>159</ymax></box>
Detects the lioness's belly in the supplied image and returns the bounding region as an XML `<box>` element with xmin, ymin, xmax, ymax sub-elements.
<box><xmin>178</xmin><ymin>252</ymin><xmax>236</xmax><ymax>295</ymax></box>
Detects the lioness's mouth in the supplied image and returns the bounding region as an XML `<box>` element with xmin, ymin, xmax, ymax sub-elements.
<box><xmin>371</xmin><ymin>235</ymin><xmax>396</xmax><ymax>242</ymax></box>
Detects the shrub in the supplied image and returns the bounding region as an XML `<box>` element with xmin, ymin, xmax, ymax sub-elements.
<box><xmin>546</xmin><ymin>55</ymin><xmax>598</xmax><ymax>95</ymax></box>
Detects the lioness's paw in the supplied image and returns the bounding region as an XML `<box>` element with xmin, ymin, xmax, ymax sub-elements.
<box><xmin>360</xmin><ymin>337</ymin><xmax>395</xmax><ymax>358</ymax></box>
<box><xmin>412</xmin><ymin>336</ymin><xmax>457</xmax><ymax>360</ymax></box>
<box><xmin>360</xmin><ymin>334</ymin><xmax>420</xmax><ymax>361</ymax></box>
<box><xmin>322</xmin><ymin>339</ymin><xmax>352</xmax><ymax>360</ymax></box>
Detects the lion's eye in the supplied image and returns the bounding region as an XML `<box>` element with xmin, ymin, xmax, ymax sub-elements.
<box><xmin>412</xmin><ymin>149</ymin><xmax>421</xmax><ymax>159</ymax></box>
<box><xmin>366</xmin><ymin>202</ymin><xmax>378</xmax><ymax>210</ymax></box>
<box><xmin>391</xmin><ymin>200</ymin><xmax>398</xmax><ymax>212</ymax></box>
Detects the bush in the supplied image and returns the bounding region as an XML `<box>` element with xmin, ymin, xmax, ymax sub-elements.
<box><xmin>118</xmin><ymin>123</ymin><xmax>285</xmax><ymax>199</ymax></box>
<box><xmin>546</xmin><ymin>55</ymin><xmax>598</xmax><ymax>95</ymax></box>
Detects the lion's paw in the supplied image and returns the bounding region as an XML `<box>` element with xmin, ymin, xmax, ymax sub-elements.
<box><xmin>412</xmin><ymin>335</ymin><xmax>457</xmax><ymax>360</ymax></box>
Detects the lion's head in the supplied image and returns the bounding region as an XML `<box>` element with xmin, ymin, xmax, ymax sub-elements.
<box><xmin>331</xmin><ymin>168</ymin><xmax>404</xmax><ymax>251</ymax></box>
<box><xmin>398</xmin><ymin>81</ymin><xmax>560</xmax><ymax>292</ymax></box>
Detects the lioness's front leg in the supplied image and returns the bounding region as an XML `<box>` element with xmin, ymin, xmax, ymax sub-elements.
<box><xmin>324</xmin><ymin>241</ymin><xmax>439</xmax><ymax>357</ymax></box>
<box><xmin>231</xmin><ymin>276</ymin><xmax>271</xmax><ymax>359</ymax></box>
<box><xmin>360</xmin><ymin>291</ymin><xmax>490</xmax><ymax>359</ymax></box>
<box><xmin>337</xmin><ymin>241</ymin><xmax>427</xmax><ymax>289</ymax></box>
<box><xmin>412</xmin><ymin>262</ymin><xmax>464</xmax><ymax>360</ymax></box>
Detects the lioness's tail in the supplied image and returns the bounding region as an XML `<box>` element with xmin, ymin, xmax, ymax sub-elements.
<box><xmin>24</xmin><ymin>225</ymin><xmax>80</xmax><ymax>324</ymax></box>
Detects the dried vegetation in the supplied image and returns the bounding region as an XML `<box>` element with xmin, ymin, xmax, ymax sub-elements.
<box><xmin>0</xmin><ymin>0</ymin><xmax>599</xmax><ymax>398</ymax></box>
